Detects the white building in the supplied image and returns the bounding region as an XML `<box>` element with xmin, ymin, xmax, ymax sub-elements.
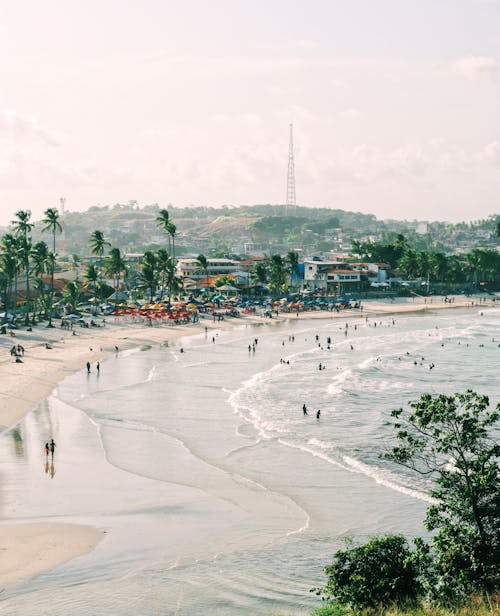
<box><xmin>176</xmin><ymin>258</ymin><xmax>241</xmax><ymax>280</ymax></box>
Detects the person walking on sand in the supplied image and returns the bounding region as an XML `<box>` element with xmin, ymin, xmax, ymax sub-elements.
<box><xmin>96</xmin><ymin>361</ymin><xmax>100</xmax><ymax>373</ymax></box>
<box><xmin>44</xmin><ymin>442</ymin><xmax>50</xmax><ymax>456</ymax></box>
<box><xmin>86</xmin><ymin>361</ymin><xmax>91</xmax><ymax>373</ymax></box>
<box><xmin>49</xmin><ymin>439</ymin><xmax>56</xmax><ymax>457</ymax></box>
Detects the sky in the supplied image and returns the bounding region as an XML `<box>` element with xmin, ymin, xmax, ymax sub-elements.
<box><xmin>1</xmin><ymin>0</ymin><xmax>500</xmax><ymax>225</ymax></box>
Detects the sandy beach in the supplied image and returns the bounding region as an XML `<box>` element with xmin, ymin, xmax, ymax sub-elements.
<box><xmin>0</xmin><ymin>294</ymin><xmax>493</xmax><ymax>590</ymax></box>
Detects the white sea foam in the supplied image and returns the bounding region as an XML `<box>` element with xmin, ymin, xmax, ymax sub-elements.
<box><xmin>342</xmin><ymin>456</ymin><xmax>436</xmax><ymax>503</ymax></box>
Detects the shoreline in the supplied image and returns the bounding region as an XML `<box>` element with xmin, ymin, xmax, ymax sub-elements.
<box><xmin>0</xmin><ymin>295</ymin><xmax>494</xmax><ymax>588</ymax></box>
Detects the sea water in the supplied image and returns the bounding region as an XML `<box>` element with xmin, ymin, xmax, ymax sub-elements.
<box><xmin>1</xmin><ymin>307</ymin><xmax>499</xmax><ymax>615</ymax></box>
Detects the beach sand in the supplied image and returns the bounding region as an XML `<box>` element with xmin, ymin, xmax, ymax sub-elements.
<box><xmin>0</xmin><ymin>294</ymin><xmax>492</xmax><ymax>588</ymax></box>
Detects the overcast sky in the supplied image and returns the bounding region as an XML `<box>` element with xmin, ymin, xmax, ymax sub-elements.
<box><xmin>1</xmin><ymin>0</ymin><xmax>500</xmax><ymax>225</ymax></box>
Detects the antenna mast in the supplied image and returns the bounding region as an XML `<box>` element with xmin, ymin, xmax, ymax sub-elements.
<box><xmin>286</xmin><ymin>123</ymin><xmax>296</xmax><ymax>215</ymax></box>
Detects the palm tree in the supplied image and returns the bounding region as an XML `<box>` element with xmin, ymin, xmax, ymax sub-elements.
<box><xmin>11</xmin><ymin>210</ymin><xmax>34</xmax><ymax>325</ymax></box>
<box><xmin>252</xmin><ymin>262</ymin><xmax>268</xmax><ymax>295</ymax></box>
<box><xmin>194</xmin><ymin>254</ymin><xmax>209</xmax><ymax>286</ymax></box>
<box><xmin>89</xmin><ymin>230</ymin><xmax>110</xmax><ymax>273</ymax></box>
<box><xmin>88</xmin><ymin>230</ymin><xmax>110</xmax><ymax>311</ymax></box>
<box><xmin>138</xmin><ymin>251</ymin><xmax>158</xmax><ymax>302</ymax></box>
<box><xmin>71</xmin><ymin>254</ymin><xmax>81</xmax><ymax>282</ymax></box>
<box><xmin>0</xmin><ymin>234</ymin><xmax>20</xmax><ymax>319</ymax></box>
<box><xmin>83</xmin><ymin>263</ymin><xmax>99</xmax><ymax>313</ymax></box>
<box><xmin>61</xmin><ymin>281</ymin><xmax>82</xmax><ymax>314</ymax></box>
<box><xmin>42</xmin><ymin>207</ymin><xmax>62</xmax><ymax>327</ymax></box>
<box><xmin>31</xmin><ymin>241</ymin><xmax>54</xmax><ymax>319</ymax></box>
<box><xmin>156</xmin><ymin>208</ymin><xmax>172</xmax><ymax>253</ymax></box>
<box><xmin>286</xmin><ymin>251</ymin><xmax>300</xmax><ymax>292</ymax></box>
<box><xmin>398</xmin><ymin>248</ymin><xmax>420</xmax><ymax>279</ymax></box>
<box><xmin>156</xmin><ymin>248</ymin><xmax>171</xmax><ymax>300</ymax></box>
<box><xmin>267</xmin><ymin>254</ymin><xmax>287</xmax><ymax>297</ymax></box>
<box><xmin>166</xmin><ymin>222</ymin><xmax>177</xmax><ymax>262</ymax></box>
<box><xmin>105</xmin><ymin>247</ymin><xmax>127</xmax><ymax>290</ymax></box>
<box><xmin>467</xmin><ymin>248</ymin><xmax>500</xmax><ymax>289</ymax></box>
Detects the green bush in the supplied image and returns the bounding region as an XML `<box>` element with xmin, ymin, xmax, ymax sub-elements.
<box><xmin>314</xmin><ymin>535</ymin><xmax>424</xmax><ymax>611</ymax></box>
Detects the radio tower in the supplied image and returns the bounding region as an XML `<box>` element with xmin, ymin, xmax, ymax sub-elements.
<box><xmin>59</xmin><ymin>197</ymin><xmax>66</xmax><ymax>255</ymax></box>
<box><xmin>286</xmin><ymin>123</ymin><xmax>296</xmax><ymax>216</ymax></box>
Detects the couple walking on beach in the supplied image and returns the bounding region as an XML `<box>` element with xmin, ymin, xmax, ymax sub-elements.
<box><xmin>44</xmin><ymin>439</ymin><xmax>56</xmax><ymax>458</ymax></box>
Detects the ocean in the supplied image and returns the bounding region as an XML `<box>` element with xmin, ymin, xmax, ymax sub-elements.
<box><xmin>1</xmin><ymin>306</ymin><xmax>499</xmax><ymax>615</ymax></box>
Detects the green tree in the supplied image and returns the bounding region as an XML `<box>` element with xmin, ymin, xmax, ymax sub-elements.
<box><xmin>156</xmin><ymin>209</ymin><xmax>178</xmax><ymax>296</ymax></box>
<box><xmin>138</xmin><ymin>251</ymin><xmax>158</xmax><ymax>302</ymax></box>
<box><xmin>88</xmin><ymin>230</ymin><xmax>110</xmax><ymax>277</ymax></box>
<box><xmin>0</xmin><ymin>234</ymin><xmax>19</xmax><ymax>317</ymax></box>
<box><xmin>213</xmin><ymin>274</ymin><xmax>238</xmax><ymax>289</ymax></box>
<box><xmin>71</xmin><ymin>254</ymin><xmax>81</xmax><ymax>282</ymax></box>
<box><xmin>105</xmin><ymin>247</ymin><xmax>127</xmax><ymax>290</ymax></box>
<box><xmin>286</xmin><ymin>251</ymin><xmax>300</xmax><ymax>291</ymax></box>
<box><xmin>30</xmin><ymin>241</ymin><xmax>54</xmax><ymax>319</ymax></box>
<box><xmin>156</xmin><ymin>208</ymin><xmax>172</xmax><ymax>252</ymax></box>
<box><xmin>314</xmin><ymin>535</ymin><xmax>426</xmax><ymax>611</ymax></box>
<box><xmin>11</xmin><ymin>210</ymin><xmax>34</xmax><ymax>325</ymax></box>
<box><xmin>83</xmin><ymin>263</ymin><xmax>100</xmax><ymax>312</ymax></box>
<box><xmin>42</xmin><ymin>207</ymin><xmax>62</xmax><ymax>326</ymax></box>
<box><xmin>385</xmin><ymin>390</ymin><xmax>499</xmax><ymax>602</ymax></box>
<box><xmin>398</xmin><ymin>248</ymin><xmax>420</xmax><ymax>279</ymax></box>
<box><xmin>194</xmin><ymin>254</ymin><xmax>209</xmax><ymax>282</ymax></box>
<box><xmin>267</xmin><ymin>254</ymin><xmax>287</xmax><ymax>297</ymax></box>
<box><xmin>61</xmin><ymin>280</ymin><xmax>82</xmax><ymax>313</ymax></box>
<box><xmin>464</xmin><ymin>248</ymin><xmax>500</xmax><ymax>289</ymax></box>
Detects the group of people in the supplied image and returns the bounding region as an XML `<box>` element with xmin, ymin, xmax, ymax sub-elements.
<box><xmin>10</xmin><ymin>343</ymin><xmax>25</xmax><ymax>362</ymax></box>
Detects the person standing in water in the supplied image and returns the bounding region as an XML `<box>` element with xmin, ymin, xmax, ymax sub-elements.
<box><xmin>316</xmin><ymin>410</ymin><xmax>321</xmax><ymax>419</ymax></box>
<box><xmin>302</xmin><ymin>404</ymin><xmax>308</xmax><ymax>416</ymax></box>
<box><xmin>49</xmin><ymin>439</ymin><xmax>56</xmax><ymax>458</ymax></box>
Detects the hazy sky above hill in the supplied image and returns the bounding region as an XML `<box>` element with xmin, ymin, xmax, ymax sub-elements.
<box><xmin>1</xmin><ymin>0</ymin><xmax>500</xmax><ymax>225</ymax></box>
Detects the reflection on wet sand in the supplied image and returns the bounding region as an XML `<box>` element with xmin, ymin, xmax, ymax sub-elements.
<box><xmin>11</xmin><ymin>427</ymin><xmax>24</xmax><ymax>458</ymax></box>
<box><xmin>44</xmin><ymin>459</ymin><xmax>56</xmax><ymax>479</ymax></box>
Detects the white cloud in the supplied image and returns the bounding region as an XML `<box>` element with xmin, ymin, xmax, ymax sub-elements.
<box><xmin>0</xmin><ymin>109</ymin><xmax>64</xmax><ymax>146</ymax></box>
<box><xmin>477</xmin><ymin>141</ymin><xmax>500</xmax><ymax>165</ymax></box>
<box><xmin>452</xmin><ymin>56</ymin><xmax>500</xmax><ymax>81</ymax></box>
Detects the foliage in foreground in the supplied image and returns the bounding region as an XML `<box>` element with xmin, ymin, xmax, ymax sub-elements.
<box><xmin>311</xmin><ymin>594</ymin><xmax>498</xmax><ymax>615</ymax></box>
<box><xmin>313</xmin><ymin>391</ymin><xmax>499</xmax><ymax>612</ymax></box>
<box><xmin>312</xmin><ymin>535</ymin><xmax>428</xmax><ymax>611</ymax></box>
